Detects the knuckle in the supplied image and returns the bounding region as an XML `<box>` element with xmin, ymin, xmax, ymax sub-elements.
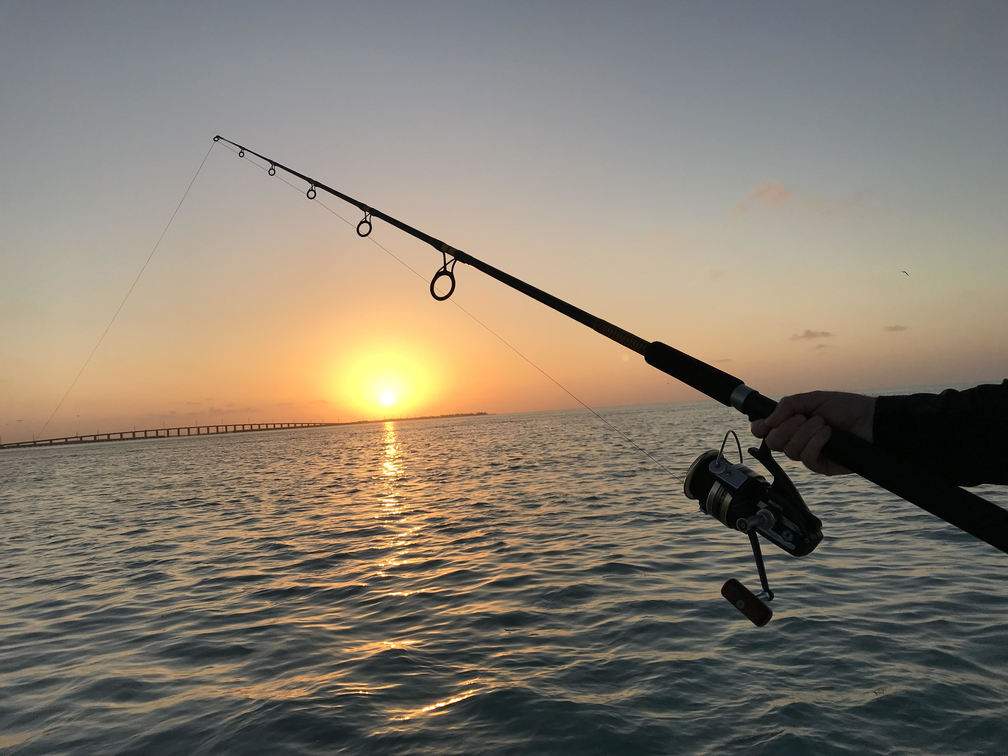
<box><xmin>785</xmin><ymin>414</ymin><xmax>807</xmax><ymax>433</ymax></box>
<box><xmin>800</xmin><ymin>425</ymin><xmax>831</xmax><ymax>472</ymax></box>
<box><xmin>765</xmin><ymin>428</ymin><xmax>787</xmax><ymax>450</ymax></box>
<box><xmin>784</xmin><ymin>441</ymin><xmax>803</xmax><ymax>461</ymax></box>
<box><xmin>800</xmin><ymin>444</ymin><xmax>819</xmax><ymax>468</ymax></box>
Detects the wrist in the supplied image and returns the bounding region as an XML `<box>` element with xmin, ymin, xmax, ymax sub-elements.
<box><xmin>860</xmin><ymin>397</ymin><xmax>876</xmax><ymax>442</ymax></box>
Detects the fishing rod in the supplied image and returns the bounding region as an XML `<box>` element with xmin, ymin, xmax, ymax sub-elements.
<box><xmin>215</xmin><ymin>134</ymin><xmax>1008</xmax><ymax>625</ymax></box>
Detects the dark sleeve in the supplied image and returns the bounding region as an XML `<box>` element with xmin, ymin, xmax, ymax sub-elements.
<box><xmin>873</xmin><ymin>380</ymin><xmax>1008</xmax><ymax>486</ymax></box>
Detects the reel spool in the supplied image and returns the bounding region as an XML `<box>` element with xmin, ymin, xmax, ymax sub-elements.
<box><xmin>684</xmin><ymin>431</ymin><xmax>822</xmax><ymax>626</ymax></box>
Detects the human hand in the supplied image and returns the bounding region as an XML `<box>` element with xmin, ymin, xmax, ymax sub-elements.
<box><xmin>750</xmin><ymin>391</ymin><xmax>876</xmax><ymax>475</ymax></box>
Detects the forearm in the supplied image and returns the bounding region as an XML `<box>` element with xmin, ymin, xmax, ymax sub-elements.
<box><xmin>872</xmin><ymin>380</ymin><xmax>1008</xmax><ymax>486</ymax></box>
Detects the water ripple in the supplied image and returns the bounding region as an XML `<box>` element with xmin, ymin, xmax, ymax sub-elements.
<box><xmin>2</xmin><ymin>406</ymin><xmax>1008</xmax><ymax>753</ymax></box>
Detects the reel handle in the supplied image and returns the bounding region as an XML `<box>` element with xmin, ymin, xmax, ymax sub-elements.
<box><xmin>722</xmin><ymin>579</ymin><xmax>773</xmax><ymax>627</ymax></box>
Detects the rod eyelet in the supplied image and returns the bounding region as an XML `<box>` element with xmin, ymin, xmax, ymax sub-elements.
<box><xmin>213</xmin><ymin>135</ymin><xmax>221</xmax><ymax>142</ymax></box>
<box><xmin>307</xmin><ymin>186</ymin><xmax>317</xmax><ymax>200</ymax></box>
<box><xmin>430</xmin><ymin>269</ymin><xmax>456</xmax><ymax>301</ymax></box>
<box><xmin>238</xmin><ymin>149</ymin><xmax>245</xmax><ymax>158</ymax></box>
<box><xmin>268</xmin><ymin>164</ymin><xmax>276</xmax><ymax>176</ymax></box>
<box><xmin>356</xmin><ymin>219</ymin><xmax>372</xmax><ymax>237</ymax></box>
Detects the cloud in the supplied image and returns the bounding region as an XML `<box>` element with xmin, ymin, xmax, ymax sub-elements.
<box><xmin>274</xmin><ymin>398</ymin><xmax>333</xmax><ymax>409</ymax></box>
<box><xmin>884</xmin><ymin>325</ymin><xmax>909</xmax><ymax>332</ymax></box>
<box><xmin>813</xmin><ymin>343</ymin><xmax>830</xmax><ymax>350</ymax></box>
<box><xmin>735</xmin><ymin>181</ymin><xmax>871</xmax><ymax>216</ymax></box>
<box><xmin>738</xmin><ymin>182</ymin><xmax>793</xmax><ymax>213</ymax></box>
<box><xmin>791</xmin><ymin>329</ymin><xmax>834</xmax><ymax>341</ymax></box>
<box><xmin>207</xmin><ymin>404</ymin><xmax>256</xmax><ymax>415</ymax></box>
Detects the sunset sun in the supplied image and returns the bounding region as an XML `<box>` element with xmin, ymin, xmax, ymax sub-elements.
<box><xmin>370</xmin><ymin>376</ymin><xmax>406</xmax><ymax>411</ymax></box>
<box><xmin>336</xmin><ymin>344</ymin><xmax>438</xmax><ymax>417</ymax></box>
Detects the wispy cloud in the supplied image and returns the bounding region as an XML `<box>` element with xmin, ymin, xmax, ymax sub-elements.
<box><xmin>883</xmin><ymin>324</ymin><xmax>909</xmax><ymax>332</ymax></box>
<box><xmin>734</xmin><ymin>182</ymin><xmax>871</xmax><ymax>217</ymax></box>
<box><xmin>735</xmin><ymin>182</ymin><xmax>793</xmax><ymax>213</ymax></box>
<box><xmin>207</xmin><ymin>404</ymin><xmax>256</xmax><ymax>415</ymax></box>
<box><xmin>791</xmin><ymin>329</ymin><xmax>834</xmax><ymax>341</ymax></box>
<box><xmin>275</xmin><ymin>398</ymin><xmax>333</xmax><ymax>409</ymax></box>
<box><xmin>813</xmin><ymin>343</ymin><xmax>830</xmax><ymax>350</ymax></box>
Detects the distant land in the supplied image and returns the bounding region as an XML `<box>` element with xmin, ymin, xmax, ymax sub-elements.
<box><xmin>0</xmin><ymin>412</ymin><xmax>490</xmax><ymax>450</ymax></box>
<box><xmin>345</xmin><ymin>411</ymin><xmax>489</xmax><ymax>426</ymax></box>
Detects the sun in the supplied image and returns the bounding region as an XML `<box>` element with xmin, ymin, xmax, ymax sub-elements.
<box><xmin>336</xmin><ymin>344</ymin><xmax>438</xmax><ymax>417</ymax></box>
<box><xmin>372</xmin><ymin>376</ymin><xmax>405</xmax><ymax>411</ymax></box>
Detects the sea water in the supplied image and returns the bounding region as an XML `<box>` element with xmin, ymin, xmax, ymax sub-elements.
<box><xmin>2</xmin><ymin>403</ymin><xmax>1007</xmax><ymax>753</ymax></box>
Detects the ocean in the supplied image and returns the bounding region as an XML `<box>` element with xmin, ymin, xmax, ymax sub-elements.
<box><xmin>2</xmin><ymin>402</ymin><xmax>1007</xmax><ymax>754</ymax></box>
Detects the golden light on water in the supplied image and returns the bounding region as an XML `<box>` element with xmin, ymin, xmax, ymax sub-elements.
<box><xmin>382</xmin><ymin>421</ymin><xmax>402</xmax><ymax>482</ymax></box>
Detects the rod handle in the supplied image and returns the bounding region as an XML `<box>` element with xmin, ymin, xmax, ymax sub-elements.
<box><xmin>644</xmin><ymin>341</ymin><xmax>745</xmax><ymax>407</ymax></box>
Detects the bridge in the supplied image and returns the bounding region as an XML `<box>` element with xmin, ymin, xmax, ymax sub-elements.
<box><xmin>0</xmin><ymin>421</ymin><xmax>340</xmax><ymax>449</ymax></box>
<box><xmin>0</xmin><ymin>412</ymin><xmax>488</xmax><ymax>450</ymax></box>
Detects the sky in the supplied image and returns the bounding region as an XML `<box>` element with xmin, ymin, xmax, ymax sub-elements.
<box><xmin>1</xmin><ymin>1</ymin><xmax>1006</xmax><ymax>441</ymax></box>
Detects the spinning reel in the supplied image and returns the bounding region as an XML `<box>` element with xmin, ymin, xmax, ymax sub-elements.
<box><xmin>684</xmin><ymin>431</ymin><xmax>822</xmax><ymax>626</ymax></box>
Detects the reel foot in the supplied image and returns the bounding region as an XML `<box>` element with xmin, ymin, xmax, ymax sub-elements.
<box><xmin>722</xmin><ymin>578</ymin><xmax>773</xmax><ymax>627</ymax></box>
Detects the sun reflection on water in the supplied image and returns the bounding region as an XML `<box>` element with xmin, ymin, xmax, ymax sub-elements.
<box><xmin>395</xmin><ymin>679</ymin><xmax>488</xmax><ymax>720</ymax></box>
<box><xmin>381</xmin><ymin>421</ymin><xmax>402</xmax><ymax>505</ymax></box>
<box><xmin>382</xmin><ymin>424</ymin><xmax>400</xmax><ymax>474</ymax></box>
<box><xmin>374</xmin><ymin>421</ymin><xmax>413</xmax><ymax>578</ymax></box>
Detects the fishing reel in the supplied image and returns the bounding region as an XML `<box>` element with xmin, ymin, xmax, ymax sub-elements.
<box><xmin>684</xmin><ymin>431</ymin><xmax>822</xmax><ymax>626</ymax></box>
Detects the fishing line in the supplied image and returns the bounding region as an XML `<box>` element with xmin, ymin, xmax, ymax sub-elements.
<box><xmin>38</xmin><ymin>141</ymin><xmax>217</xmax><ymax>439</ymax></box>
<box><xmin>57</xmin><ymin>133</ymin><xmax>1001</xmax><ymax>583</ymax></box>
<box><xmin>28</xmin><ymin>133</ymin><xmax>1008</xmax><ymax>625</ymax></box>
<box><xmin>219</xmin><ymin>141</ymin><xmax>681</xmax><ymax>483</ymax></box>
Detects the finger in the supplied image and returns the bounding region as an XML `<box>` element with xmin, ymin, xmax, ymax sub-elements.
<box><xmin>764</xmin><ymin>414</ymin><xmax>807</xmax><ymax>452</ymax></box>
<box><xmin>801</xmin><ymin>425</ymin><xmax>833</xmax><ymax>474</ymax></box>
<box><xmin>802</xmin><ymin>426</ymin><xmax>850</xmax><ymax>475</ymax></box>
<box><xmin>784</xmin><ymin>415</ymin><xmax>826</xmax><ymax>462</ymax></box>
<box><xmin>753</xmin><ymin>392</ymin><xmax>828</xmax><ymax>435</ymax></box>
<box><xmin>751</xmin><ymin>397</ymin><xmax>798</xmax><ymax>436</ymax></box>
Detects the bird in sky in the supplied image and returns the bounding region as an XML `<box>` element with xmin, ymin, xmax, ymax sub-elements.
<box><xmin>901</xmin><ymin>270</ymin><xmax>910</xmax><ymax>277</ymax></box>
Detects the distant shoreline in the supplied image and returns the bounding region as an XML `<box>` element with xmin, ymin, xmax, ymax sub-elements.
<box><xmin>341</xmin><ymin>411</ymin><xmax>489</xmax><ymax>426</ymax></box>
<box><xmin>0</xmin><ymin>412</ymin><xmax>490</xmax><ymax>451</ymax></box>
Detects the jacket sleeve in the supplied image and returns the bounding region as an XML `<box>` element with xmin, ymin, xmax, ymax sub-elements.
<box><xmin>872</xmin><ymin>380</ymin><xmax>1008</xmax><ymax>486</ymax></box>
